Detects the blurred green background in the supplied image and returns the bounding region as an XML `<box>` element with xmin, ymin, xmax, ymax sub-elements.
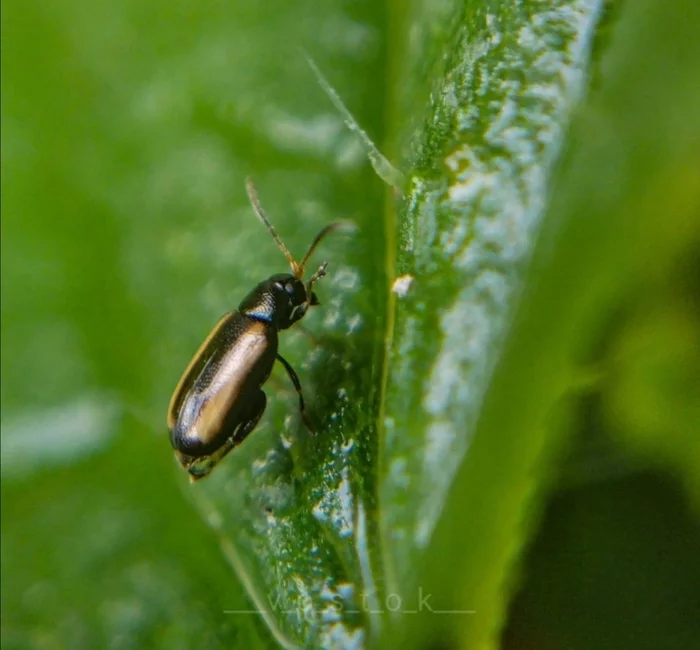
<box><xmin>2</xmin><ymin>1</ymin><xmax>700</xmax><ymax>649</ymax></box>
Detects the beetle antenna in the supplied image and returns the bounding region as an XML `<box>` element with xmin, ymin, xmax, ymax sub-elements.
<box><xmin>245</xmin><ymin>177</ymin><xmax>300</xmax><ymax>276</ymax></box>
<box><xmin>298</xmin><ymin>222</ymin><xmax>347</xmax><ymax>277</ymax></box>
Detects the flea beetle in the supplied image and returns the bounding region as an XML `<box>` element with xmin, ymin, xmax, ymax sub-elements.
<box><xmin>168</xmin><ymin>178</ymin><xmax>344</xmax><ymax>481</ymax></box>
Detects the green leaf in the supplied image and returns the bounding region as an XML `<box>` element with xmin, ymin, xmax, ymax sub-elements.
<box><xmin>384</xmin><ymin>0</ymin><xmax>700</xmax><ymax>649</ymax></box>
<box><xmin>4</xmin><ymin>0</ymin><xmax>700</xmax><ymax>649</ymax></box>
<box><xmin>380</xmin><ymin>0</ymin><xmax>607</xmax><ymax>586</ymax></box>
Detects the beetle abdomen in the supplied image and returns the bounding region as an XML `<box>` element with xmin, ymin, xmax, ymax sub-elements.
<box><xmin>169</xmin><ymin>314</ymin><xmax>277</xmax><ymax>456</ymax></box>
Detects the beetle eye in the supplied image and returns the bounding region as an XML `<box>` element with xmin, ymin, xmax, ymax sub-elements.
<box><xmin>284</xmin><ymin>282</ymin><xmax>296</xmax><ymax>296</ymax></box>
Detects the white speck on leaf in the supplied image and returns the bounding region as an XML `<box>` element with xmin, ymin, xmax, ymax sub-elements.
<box><xmin>391</xmin><ymin>274</ymin><xmax>414</xmax><ymax>298</ymax></box>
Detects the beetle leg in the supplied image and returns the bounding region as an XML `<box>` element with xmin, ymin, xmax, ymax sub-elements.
<box><xmin>276</xmin><ymin>353</ymin><xmax>316</xmax><ymax>433</ymax></box>
<box><xmin>233</xmin><ymin>389</ymin><xmax>267</xmax><ymax>446</ymax></box>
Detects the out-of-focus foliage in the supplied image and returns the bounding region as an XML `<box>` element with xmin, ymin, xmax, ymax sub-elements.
<box><xmin>2</xmin><ymin>1</ymin><xmax>699</xmax><ymax>649</ymax></box>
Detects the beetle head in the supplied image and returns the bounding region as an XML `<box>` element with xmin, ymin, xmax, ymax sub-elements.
<box><xmin>271</xmin><ymin>273</ymin><xmax>318</xmax><ymax>329</ymax></box>
<box><xmin>238</xmin><ymin>273</ymin><xmax>320</xmax><ymax>329</ymax></box>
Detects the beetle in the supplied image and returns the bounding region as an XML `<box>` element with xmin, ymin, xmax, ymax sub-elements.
<box><xmin>168</xmin><ymin>177</ymin><xmax>344</xmax><ymax>481</ymax></box>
